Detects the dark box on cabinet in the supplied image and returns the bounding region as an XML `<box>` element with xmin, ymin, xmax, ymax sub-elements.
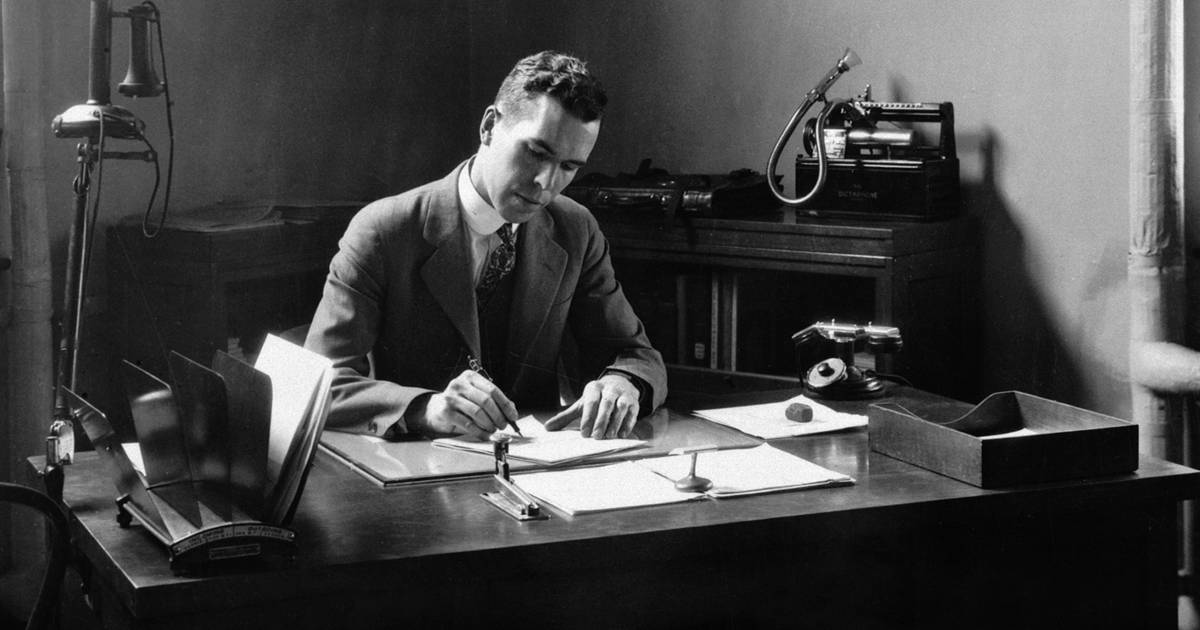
<box><xmin>794</xmin><ymin>156</ymin><xmax>959</xmax><ymax>221</ymax></box>
<box><xmin>868</xmin><ymin>391</ymin><xmax>1138</xmax><ymax>488</ymax></box>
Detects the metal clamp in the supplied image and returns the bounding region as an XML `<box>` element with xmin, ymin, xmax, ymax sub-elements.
<box><xmin>480</xmin><ymin>434</ymin><xmax>548</xmax><ymax>521</ymax></box>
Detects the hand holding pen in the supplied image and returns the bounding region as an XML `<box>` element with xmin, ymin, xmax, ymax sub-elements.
<box><xmin>413</xmin><ymin>357</ymin><xmax>520</xmax><ymax>440</ymax></box>
<box><xmin>466</xmin><ymin>356</ymin><xmax>522</xmax><ymax>436</ymax></box>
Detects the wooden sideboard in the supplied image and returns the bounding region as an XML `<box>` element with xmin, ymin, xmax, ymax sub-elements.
<box><xmin>104</xmin><ymin>204</ymin><xmax>976</xmax><ymax>418</ymax></box>
<box><xmin>597</xmin><ymin>207</ymin><xmax>976</xmax><ymax>400</ymax></box>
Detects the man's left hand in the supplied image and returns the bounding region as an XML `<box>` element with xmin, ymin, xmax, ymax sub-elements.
<box><xmin>544</xmin><ymin>373</ymin><xmax>640</xmax><ymax>439</ymax></box>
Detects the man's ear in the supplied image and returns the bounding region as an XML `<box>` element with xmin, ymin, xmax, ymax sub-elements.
<box><xmin>479</xmin><ymin>105</ymin><xmax>499</xmax><ymax>145</ymax></box>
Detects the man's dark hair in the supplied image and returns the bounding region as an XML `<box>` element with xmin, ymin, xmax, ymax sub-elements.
<box><xmin>494</xmin><ymin>51</ymin><xmax>607</xmax><ymax>123</ymax></box>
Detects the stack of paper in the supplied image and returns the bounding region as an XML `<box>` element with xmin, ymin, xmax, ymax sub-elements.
<box><xmin>432</xmin><ymin>416</ymin><xmax>646</xmax><ymax>466</ymax></box>
<box><xmin>253</xmin><ymin>334</ymin><xmax>335</xmax><ymax>524</ymax></box>
<box><xmin>694</xmin><ymin>394</ymin><xmax>867</xmax><ymax>439</ymax></box>
<box><xmin>638</xmin><ymin>443</ymin><xmax>854</xmax><ymax>497</ymax></box>
<box><xmin>512</xmin><ymin>461</ymin><xmax>704</xmax><ymax>514</ymax></box>
<box><xmin>513</xmin><ymin>444</ymin><xmax>853</xmax><ymax>515</ymax></box>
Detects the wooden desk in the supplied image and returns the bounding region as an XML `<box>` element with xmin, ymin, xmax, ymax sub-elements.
<box><xmin>38</xmin><ymin>388</ymin><xmax>1199</xmax><ymax>629</ymax></box>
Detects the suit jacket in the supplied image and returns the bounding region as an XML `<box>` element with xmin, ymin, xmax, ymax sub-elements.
<box><xmin>305</xmin><ymin>161</ymin><xmax>668</xmax><ymax>437</ymax></box>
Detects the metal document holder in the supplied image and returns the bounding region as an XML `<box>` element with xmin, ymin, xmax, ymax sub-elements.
<box><xmin>65</xmin><ymin>348</ymin><xmax>326</xmax><ymax>574</ymax></box>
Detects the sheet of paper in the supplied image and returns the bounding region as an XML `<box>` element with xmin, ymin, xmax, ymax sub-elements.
<box><xmin>637</xmin><ymin>443</ymin><xmax>853</xmax><ymax>497</ymax></box>
<box><xmin>513</xmin><ymin>461</ymin><xmax>704</xmax><ymax>515</ymax></box>
<box><xmin>512</xmin><ymin>444</ymin><xmax>854</xmax><ymax>514</ymax></box>
<box><xmin>123</xmin><ymin>442</ymin><xmax>145</xmax><ymax>476</ymax></box>
<box><xmin>432</xmin><ymin>416</ymin><xmax>647</xmax><ymax>465</ymax></box>
<box><xmin>267</xmin><ymin>365</ymin><xmax>337</xmax><ymax>524</ymax></box>
<box><xmin>694</xmin><ymin>394</ymin><xmax>866</xmax><ymax>440</ymax></box>
<box><xmin>253</xmin><ymin>334</ymin><xmax>334</xmax><ymax>485</ymax></box>
<box><xmin>979</xmin><ymin>427</ymin><xmax>1039</xmax><ymax>440</ymax></box>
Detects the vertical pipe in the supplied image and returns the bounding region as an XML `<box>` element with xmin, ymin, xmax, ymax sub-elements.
<box><xmin>1129</xmin><ymin>0</ymin><xmax>1185</xmax><ymax>461</ymax></box>
<box><xmin>0</xmin><ymin>1</ymin><xmax>8</xmax><ymax>576</ymax></box>
<box><xmin>1128</xmin><ymin>0</ymin><xmax>1193</xmax><ymax>614</ymax></box>
<box><xmin>2</xmin><ymin>0</ymin><xmax>55</xmax><ymax>571</ymax></box>
<box><xmin>87</xmin><ymin>0</ymin><xmax>112</xmax><ymax>106</ymax></box>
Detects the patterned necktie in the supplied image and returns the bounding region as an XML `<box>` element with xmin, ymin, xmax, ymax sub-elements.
<box><xmin>476</xmin><ymin>223</ymin><xmax>516</xmax><ymax>308</ymax></box>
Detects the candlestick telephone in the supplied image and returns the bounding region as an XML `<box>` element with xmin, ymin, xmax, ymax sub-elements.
<box><xmin>792</xmin><ymin>321</ymin><xmax>903</xmax><ymax>399</ymax></box>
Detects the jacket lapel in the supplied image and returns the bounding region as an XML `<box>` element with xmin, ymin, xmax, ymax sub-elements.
<box><xmin>419</xmin><ymin>162</ymin><xmax>481</xmax><ymax>358</ymax></box>
<box><xmin>509</xmin><ymin>208</ymin><xmax>566</xmax><ymax>366</ymax></box>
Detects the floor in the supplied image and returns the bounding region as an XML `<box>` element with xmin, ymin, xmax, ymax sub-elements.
<box><xmin>0</xmin><ymin>562</ymin><xmax>100</xmax><ymax>629</ymax></box>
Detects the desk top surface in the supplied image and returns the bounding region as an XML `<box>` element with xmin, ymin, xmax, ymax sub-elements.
<box><xmin>44</xmin><ymin>386</ymin><xmax>1200</xmax><ymax>619</ymax></box>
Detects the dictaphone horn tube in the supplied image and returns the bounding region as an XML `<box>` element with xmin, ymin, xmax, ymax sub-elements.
<box><xmin>766</xmin><ymin>48</ymin><xmax>860</xmax><ymax>206</ymax></box>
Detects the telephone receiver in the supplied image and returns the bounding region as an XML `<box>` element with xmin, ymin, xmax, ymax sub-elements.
<box><xmin>792</xmin><ymin>321</ymin><xmax>902</xmax><ymax>399</ymax></box>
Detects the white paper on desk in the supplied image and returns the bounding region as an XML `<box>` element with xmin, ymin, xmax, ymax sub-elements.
<box><xmin>637</xmin><ymin>444</ymin><xmax>854</xmax><ymax>497</ymax></box>
<box><xmin>693</xmin><ymin>394</ymin><xmax>866</xmax><ymax>440</ymax></box>
<box><xmin>433</xmin><ymin>416</ymin><xmax>646</xmax><ymax>465</ymax></box>
<box><xmin>979</xmin><ymin>427</ymin><xmax>1039</xmax><ymax>440</ymax></box>
<box><xmin>513</xmin><ymin>461</ymin><xmax>705</xmax><ymax>515</ymax></box>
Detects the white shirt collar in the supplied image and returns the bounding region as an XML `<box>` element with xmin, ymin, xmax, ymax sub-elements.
<box><xmin>458</xmin><ymin>158</ymin><xmax>512</xmax><ymax>237</ymax></box>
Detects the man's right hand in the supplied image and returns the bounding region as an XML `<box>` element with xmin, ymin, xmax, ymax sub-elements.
<box><xmin>410</xmin><ymin>369</ymin><xmax>519</xmax><ymax>440</ymax></box>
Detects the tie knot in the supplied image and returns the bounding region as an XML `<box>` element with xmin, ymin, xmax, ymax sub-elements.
<box><xmin>496</xmin><ymin>223</ymin><xmax>514</xmax><ymax>246</ymax></box>
<box><xmin>477</xmin><ymin>223</ymin><xmax>517</xmax><ymax>306</ymax></box>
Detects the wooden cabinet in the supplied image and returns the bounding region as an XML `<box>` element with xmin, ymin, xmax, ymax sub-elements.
<box><xmin>106</xmin><ymin>206</ymin><xmax>357</xmax><ymax>381</ymax></box>
<box><xmin>105</xmin><ymin>205</ymin><xmax>976</xmax><ymax>406</ymax></box>
<box><xmin>598</xmin><ymin>208</ymin><xmax>977</xmax><ymax>400</ymax></box>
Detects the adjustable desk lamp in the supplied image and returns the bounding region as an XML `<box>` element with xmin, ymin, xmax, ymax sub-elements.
<box><xmin>44</xmin><ymin>0</ymin><xmax>173</xmax><ymax>500</ymax></box>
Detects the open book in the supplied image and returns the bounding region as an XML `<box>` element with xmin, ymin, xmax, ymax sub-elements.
<box><xmin>253</xmin><ymin>335</ymin><xmax>335</xmax><ymax>524</ymax></box>
<box><xmin>71</xmin><ymin>334</ymin><xmax>333</xmax><ymax>572</ymax></box>
<box><xmin>432</xmin><ymin>416</ymin><xmax>647</xmax><ymax>466</ymax></box>
<box><xmin>512</xmin><ymin>444</ymin><xmax>854</xmax><ymax>515</ymax></box>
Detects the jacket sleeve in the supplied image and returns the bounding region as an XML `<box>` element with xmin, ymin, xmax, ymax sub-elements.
<box><xmin>304</xmin><ymin>202</ymin><xmax>435</xmax><ymax>437</ymax></box>
<box><xmin>566</xmin><ymin>211</ymin><xmax>668</xmax><ymax>413</ymax></box>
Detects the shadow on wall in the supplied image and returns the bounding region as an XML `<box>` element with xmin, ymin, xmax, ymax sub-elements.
<box><xmin>1075</xmin><ymin>240</ymin><xmax>1134</xmax><ymax>418</ymax></box>
<box><xmin>960</xmin><ymin>128</ymin><xmax>1084</xmax><ymax>403</ymax></box>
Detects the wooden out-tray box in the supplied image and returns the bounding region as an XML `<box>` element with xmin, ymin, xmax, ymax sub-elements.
<box><xmin>868</xmin><ymin>391</ymin><xmax>1137</xmax><ymax>488</ymax></box>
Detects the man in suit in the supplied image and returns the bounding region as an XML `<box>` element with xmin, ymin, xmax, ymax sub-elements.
<box><xmin>306</xmin><ymin>51</ymin><xmax>666</xmax><ymax>441</ymax></box>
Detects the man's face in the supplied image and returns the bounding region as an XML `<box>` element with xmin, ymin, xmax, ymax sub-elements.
<box><xmin>472</xmin><ymin>94</ymin><xmax>600</xmax><ymax>223</ymax></box>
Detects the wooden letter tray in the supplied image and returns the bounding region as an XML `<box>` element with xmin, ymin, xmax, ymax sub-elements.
<box><xmin>868</xmin><ymin>391</ymin><xmax>1137</xmax><ymax>488</ymax></box>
